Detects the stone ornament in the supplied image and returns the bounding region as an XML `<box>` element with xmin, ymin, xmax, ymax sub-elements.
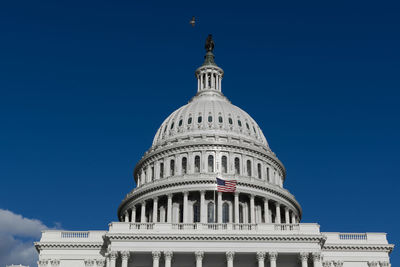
<box><xmin>195</xmin><ymin>251</ymin><xmax>204</xmax><ymax>260</ymax></box>
<box><xmin>312</xmin><ymin>252</ymin><xmax>322</xmax><ymax>261</ymax></box>
<box><xmin>299</xmin><ymin>252</ymin><xmax>309</xmax><ymax>261</ymax></box>
<box><xmin>379</xmin><ymin>262</ymin><xmax>390</xmax><ymax>267</ymax></box>
<box><xmin>152</xmin><ymin>251</ymin><xmax>161</xmax><ymax>260</ymax></box>
<box><xmin>38</xmin><ymin>260</ymin><xmax>49</xmax><ymax>267</ymax></box>
<box><xmin>268</xmin><ymin>252</ymin><xmax>278</xmax><ymax>261</ymax></box>
<box><xmin>368</xmin><ymin>262</ymin><xmax>379</xmax><ymax>267</ymax></box>
<box><xmin>323</xmin><ymin>262</ymin><xmax>333</xmax><ymax>267</ymax></box>
<box><xmin>256</xmin><ymin>251</ymin><xmax>266</xmax><ymax>261</ymax></box>
<box><xmin>226</xmin><ymin>251</ymin><xmax>235</xmax><ymax>261</ymax></box>
<box><xmin>109</xmin><ymin>251</ymin><xmax>118</xmax><ymax>260</ymax></box>
<box><xmin>84</xmin><ymin>259</ymin><xmax>95</xmax><ymax>266</ymax></box>
<box><xmin>164</xmin><ymin>251</ymin><xmax>173</xmax><ymax>260</ymax></box>
<box><xmin>333</xmin><ymin>261</ymin><xmax>343</xmax><ymax>267</ymax></box>
<box><xmin>95</xmin><ymin>259</ymin><xmax>105</xmax><ymax>267</ymax></box>
<box><xmin>50</xmin><ymin>259</ymin><xmax>60</xmax><ymax>266</ymax></box>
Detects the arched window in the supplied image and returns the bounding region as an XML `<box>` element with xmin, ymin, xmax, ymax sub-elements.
<box><xmin>257</xmin><ymin>163</ymin><xmax>262</xmax><ymax>179</ymax></box>
<box><xmin>228</xmin><ymin>118</ymin><xmax>233</xmax><ymax>125</ymax></box>
<box><xmin>151</xmin><ymin>166</ymin><xmax>154</xmax><ymax>180</ymax></box>
<box><xmin>198</xmin><ymin>116</ymin><xmax>202</xmax><ymax>123</ymax></box>
<box><xmin>207</xmin><ymin>202</ymin><xmax>215</xmax><ymax>223</ymax></box>
<box><xmin>188</xmin><ymin>117</ymin><xmax>192</xmax><ymax>124</ymax></box>
<box><xmin>238</xmin><ymin>120</ymin><xmax>242</xmax><ymax>127</ymax></box>
<box><xmin>247</xmin><ymin>160</ymin><xmax>252</xmax><ymax>177</ymax></box>
<box><xmin>170</xmin><ymin>159</ymin><xmax>175</xmax><ymax>176</ymax></box>
<box><xmin>239</xmin><ymin>204</ymin><xmax>244</xmax><ymax>223</ymax></box>
<box><xmin>208</xmin><ymin>155</ymin><xmax>214</xmax><ymax>172</ymax></box>
<box><xmin>193</xmin><ymin>202</ymin><xmax>200</xmax><ymax>223</ymax></box>
<box><xmin>222</xmin><ymin>202</ymin><xmax>229</xmax><ymax>223</ymax></box>
<box><xmin>160</xmin><ymin>162</ymin><xmax>164</xmax><ymax>178</ymax></box>
<box><xmin>221</xmin><ymin>156</ymin><xmax>227</xmax><ymax>174</ymax></box>
<box><xmin>246</xmin><ymin>123</ymin><xmax>250</xmax><ymax>130</ymax></box>
<box><xmin>218</xmin><ymin>116</ymin><xmax>223</xmax><ymax>123</ymax></box>
<box><xmin>208</xmin><ymin>115</ymin><xmax>213</xmax><ymax>122</ymax></box>
<box><xmin>170</xmin><ymin>122</ymin><xmax>174</xmax><ymax>129</ymax></box>
<box><xmin>234</xmin><ymin>158</ymin><xmax>240</xmax><ymax>175</ymax></box>
<box><xmin>182</xmin><ymin>157</ymin><xmax>187</xmax><ymax>174</ymax></box>
<box><xmin>194</xmin><ymin>156</ymin><xmax>200</xmax><ymax>173</ymax></box>
<box><xmin>178</xmin><ymin>119</ymin><xmax>183</xmax><ymax>126</ymax></box>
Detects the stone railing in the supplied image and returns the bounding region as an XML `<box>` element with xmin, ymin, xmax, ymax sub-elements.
<box><xmin>39</xmin><ymin>230</ymin><xmax>107</xmax><ymax>242</ymax></box>
<box><xmin>323</xmin><ymin>232</ymin><xmax>390</xmax><ymax>244</ymax></box>
<box><xmin>109</xmin><ymin>222</ymin><xmax>320</xmax><ymax>234</ymax></box>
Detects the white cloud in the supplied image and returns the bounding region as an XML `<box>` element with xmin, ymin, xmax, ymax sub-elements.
<box><xmin>0</xmin><ymin>209</ymin><xmax>58</xmax><ymax>267</ymax></box>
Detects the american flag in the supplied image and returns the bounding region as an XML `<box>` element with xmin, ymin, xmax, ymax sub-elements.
<box><xmin>216</xmin><ymin>177</ymin><xmax>237</xmax><ymax>192</ymax></box>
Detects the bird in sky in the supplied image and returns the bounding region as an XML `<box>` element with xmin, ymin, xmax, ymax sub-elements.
<box><xmin>190</xmin><ymin>16</ymin><xmax>196</xmax><ymax>27</ymax></box>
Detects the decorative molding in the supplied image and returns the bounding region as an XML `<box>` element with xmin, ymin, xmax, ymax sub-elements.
<box><xmin>84</xmin><ymin>259</ymin><xmax>95</xmax><ymax>266</ymax></box>
<box><xmin>368</xmin><ymin>262</ymin><xmax>379</xmax><ymax>267</ymax></box>
<box><xmin>35</xmin><ymin>242</ymin><xmax>103</xmax><ymax>250</ymax></box>
<box><xmin>50</xmin><ymin>259</ymin><xmax>60</xmax><ymax>267</ymax></box>
<box><xmin>323</xmin><ymin>244</ymin><xmax>394</xmax><ymax>253</ymax></box>
<box><xmin>333</xmin><ymin>261</ymin><xmax>343</xmax><ymax>267</ymax></box>
<box><xmin>379</xmin><ymin>262</ymin><xmax>390</xmax><ymax>267</ymax></box>
<box><xmin>322</xmin><ymin>262</ymin><xmax>332</xmax><ymax>267</ymax></box>
<box><xmin>38</xmin><ymin>260</ymin><xmax>49</xmax><ymax>267</ymax></box>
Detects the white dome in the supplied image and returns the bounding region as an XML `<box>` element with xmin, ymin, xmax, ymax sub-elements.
<box><xmin>152</xmin><ymin>90</ymin><xmax>270</xmax><ymax>149</ymax></box>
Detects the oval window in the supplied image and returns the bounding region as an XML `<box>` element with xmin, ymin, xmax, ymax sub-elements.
<box><xmin>170</xmin><ymin>122</ymin><xmax>174</xmax><ymax>129</ymax></box>
<box><xmin>246</xmin><ymin>123</ymin><xmax>250</xmax><ymax>129</ymax></box>
<box><xmin>208</xmin><ymin>116</ymin><xmax>213</xmax><ymax>122</ymax></box>
<box><xmin>238</xmin><ymin>120</ymin><xmax>242</xmax><ymax>127</ymax></box>
<box><xmin>179</xmin><ymin>119</ymin><xmax>183</xmax><ymax>126</ymax></box>
<box><xmin>218</xmin><ymin>116</ymin><xmax>223</xmax><ymax>123</ymax></box>
<box><xmin>188</xmin><ymin>117</ymin><xmax>192</xmax><ymax>124</ymax></box>
<box><xmin>228</xmin><ymin>118</ymin><xmax>233</xmax><ymax>124</ymax></box>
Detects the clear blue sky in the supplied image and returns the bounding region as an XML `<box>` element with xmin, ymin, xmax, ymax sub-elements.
<box><xmin>0</xmin><ymin>0</ymin><xmax>399</xmax><ymax>264</ymax></box>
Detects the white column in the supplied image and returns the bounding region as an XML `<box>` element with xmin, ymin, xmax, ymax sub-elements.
<box><xmin>250</xmin><ymin>194</ymin><xmax>255</xmax><ymax>224</ymax></box>
<box><xmin>256</xmin><ymin>252</ymin><xmax>265</xmax><ymax>267</ymax></box>
<box><xmin>124</xmin><ymin>211</ymin><xmax>129</xmax><ymax>222</ymax></box>
<box><xmin>195</xmin><ymin>251</ymin><xmax>204</xmax><ymax>267</ymax></box>
<box><xmin>183</xmin><ymin>191</ymin><xmax>189</xmax><ymax>223</ymax></box>
<box><xmin>200</xmin><ymin>191</ymin><xmax>206</xmax><ymax>223</ymax></box>
<box><xmin>234</xmin><ymin>192</ymin><xmax>239</xmax><ymax>223</ymax></box>
<box><xmin>153</xmin><ymin>197</ymin><xmax>158</xmax><ymax>223</ymax></box>
<box><xmin>211</xmin><ymin>71</ymin><xmax>215</xmax><ymax>89</ymax></box>
<box><xmin>219</xmin><ymin>75</ymin><xmax>222</xmax><ymax>91</ymax></box>
<box><xmin>285</xmin><ymin>207</ymin><xmax>290</xmax><ymax>224</ymax></box>
<box><xmin>167</xmin><ymin>194</ymin><xmax>172</xmax><ymax>223</ymax></box>
<box><xmin>164</xmin><ymin>251</ymin><xmax>173</xmax><ymax>267</ymax></box>
<box><xmin>268</xmin><ymin>252</ymin><xmax>277</xmax><ymax>267</ymax></box>
<box><xmin>109</xmin><ymin>252</ymin><xmax>117</xmax><ymax>267</ymax></box>
<box><xmin>152</xmin><ymin>251</ymin><xmax>161</xmax><ymax>267</ymax></box>
<box><xmin>226</xmin><ymin>251</ymin><xmax>235</xmax><ymax>267</ymax></box>
<box><xmin>291</xmin><ymin>212</ymin><xmax>296</xmax><ymax>224</ymax></box>
<box><xmin>299</xmin><ymin>253</ymin><xmax>309</xmax><ymax>267</ymax></box>
<box><xmin>141</xmin><ymin>201</ymin><xmax>146</xmax><ymax>223</ymax></box>
<box><xmin>121</xmin><ymin>251</ymin><xmax>129</xmax><ymax>267</ymax></box>
<box><xmin>312</xmin><ymin>253</ymin><xmax>322</xmax><ymax>267</ymax></box>
<box><xmin>131</xmin><ymin>206</ymin><xmax>136</xmax><ymax>222</ymax></box>
<box><xmin>105</xmin><ymin>254</ymin><xmax>110</xmax><ymax>267</ymax></box>
<box><xmin>197</xmin><ymin>75</ymin><xmax>200</xmax><ymax>92</ymax></box>
<box><xmin>217</xmin><ymin>191</ymin><xmax>223</xmax><ymax>223</ymax></box>
<box><xmin>263</xmin><ymin>198</ymin><xmax>270</xmax><ymax>223</ymax></box>
<box><xmin>275</xmin><ymin>203</ymin><xmax>281</xmax><ymax>224</ymax></box>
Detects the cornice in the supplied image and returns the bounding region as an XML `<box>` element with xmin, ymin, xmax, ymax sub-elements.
<box><xmin>35</xmin><ymin>242</ymin><xmax>104</xmax><ymax>251</ymax></box>
<box><xmin>322</xmin><ymin>244</ymin><xmax>394</xmax><ymax>253</ymax></box>
<box><xmin>105</xmin><ymin>233</ymin><xmax>325</xmax><ymax>243</ymax></box>
<box><xmin>118</xmin><ymin>176</ymin><xmax>302</xmax><ymax>218</ymax></box>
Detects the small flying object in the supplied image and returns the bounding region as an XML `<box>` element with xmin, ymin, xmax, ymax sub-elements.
<box><xmin>190</xmin><ymin>16</ymin><xmax>196</xmax><ymax>27</ymax></box>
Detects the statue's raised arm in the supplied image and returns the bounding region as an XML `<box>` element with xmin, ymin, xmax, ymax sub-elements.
<box><xmin>205</xmin><ymin>34</ymin><xmax>215</xmax><ymax>52</ymax></box>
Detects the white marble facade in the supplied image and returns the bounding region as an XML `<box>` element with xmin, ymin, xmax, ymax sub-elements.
<box><xmin>35</xmin><ymin>36</ymin><xmax>393</xmax><ymax>267</ymax></box>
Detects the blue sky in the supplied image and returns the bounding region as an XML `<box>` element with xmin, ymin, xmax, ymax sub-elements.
<box><xmin>0</xmin><ymin>0</ymin><xmax>399</xmax><ymax>265</ymax></box>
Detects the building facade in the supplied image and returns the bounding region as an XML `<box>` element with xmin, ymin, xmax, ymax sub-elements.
<box><xmin>35</xmin><ymin>36</ymin><xmax>393</xmax><ymax>267</ymax></box>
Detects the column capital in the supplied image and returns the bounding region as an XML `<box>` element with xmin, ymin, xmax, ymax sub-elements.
<box><xmin>109</xmin><ymin>251</ymin><xmax>118</xmax><ymax>259</ymax></box>
<box><xmin>152</xmin><ymin>251</ymin><xmax>161</xmax><ymax>260</ymax></box>
<box><xmin>299</xmin><ymin>252</ymin><xmax>309</xmax><ymax>261</ymax></box>
<box><xmin>164</xmin><ymin>251</ymin><xmax>173</xmax><ymax>260</ymax></box>
<box><xmin>226</xmin><ymin>251</ymin><xmax>235</xmax><ymax>261</ymax></box>
<box><xmin>333</xmin><ymin>261</ymin><xmax>343</xmax><ymax>267</ymax></box>
<box><xmin>167</xmin><ymin>193</ymin><xmax>173</xmax><ymax>198</ymax></box>
<box><xmin>379</xmin><ymin>262</ymin><xmax>390</xmax><ymax>267</ymax></box>
<box><xmin>368</xmin><ymin>262</ymin><xmax>379</xmax><ymax>267</ymax></box>
<box><xmin>141</xmin><ymin>201</ymin><xmax>146</xmax><ymax>205</ymax></box>
<box><xmin>263</xmin><ymin>197</ymin><xmax>268</xmax><ymax>202</ymax></box>
<box><xmin>84</xmin><ymin>259</ymin><xmax>95</xmax><ymax>266</ymax></box>
<box><xmin>234</xmin><ymin>191</ymin><xmax>239</xmax><ymax>196</ymax></box>
<box><xmin>322</xmin><ymin>262</ymin><xmax>332</xmax><ymax>267</ymax></box>
<box><xmin>153</xmin><ymin>196</ymin><xmax>158</xmax><ymax>201</ymax></box>
<box><xmin>268</xmin><ymin>252</ymin><xmax>278</xmax><ymax>261</ymax></box>
<box><xmin>275</xmin><ymin>202</ymin><xmax>280</xmax><ymax>207</ymax></box>
<box><xmin>311</xmin><ymin>252</ymin><xmax>322</xmax><ymax>261</ymax></box>
<box><xmin>51</xmin><ymin>259</ymin><xmax>60</xmax><ymax>267</ymax></box>
<box><xmin>249</xmin><ymin>193</ymin><xmax>255</xmax><ymax>198</ymax></box>
<box><xmin>256</xmin><ymin>251</ymin><xmax>266</xmax><ymax>261</ymax></box>
<box><xmin>183</xmin><ymin>191</ymin><xmax>189</xmax><ymax>196</ymax></box>
<box><xmin>38</xmin><ymin>260</ymin><xmax>49</xmax><ymax>267</ymax></box>
<box><xmin>195</xmin><ymin>251</ymin><xmax>204</xmax><ymax>260</ymax></box>
<box><xmin>200</xmin><ymin>190</ymin><xmax>206</xmax><ymax>195</ymax></box>
<box><xmin>121</xmin><ymin>251</ymin><xmax>130</xmax><ymax>260</ymax></box>
<box><xmin>96</xmin><ymin>259</ymin><xmax>105</xmax><ymax>267</ymax></box>
<box><xmin>131</xmin><ymin>206</ymin><xmax>136</xmax><ymax>211</ymax></box>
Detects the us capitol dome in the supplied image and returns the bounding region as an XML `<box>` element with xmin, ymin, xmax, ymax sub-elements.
<box><xmin>35</xmin><ymin>35</ymin><xmax>393</xmax><ymax>267</ymax></box>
